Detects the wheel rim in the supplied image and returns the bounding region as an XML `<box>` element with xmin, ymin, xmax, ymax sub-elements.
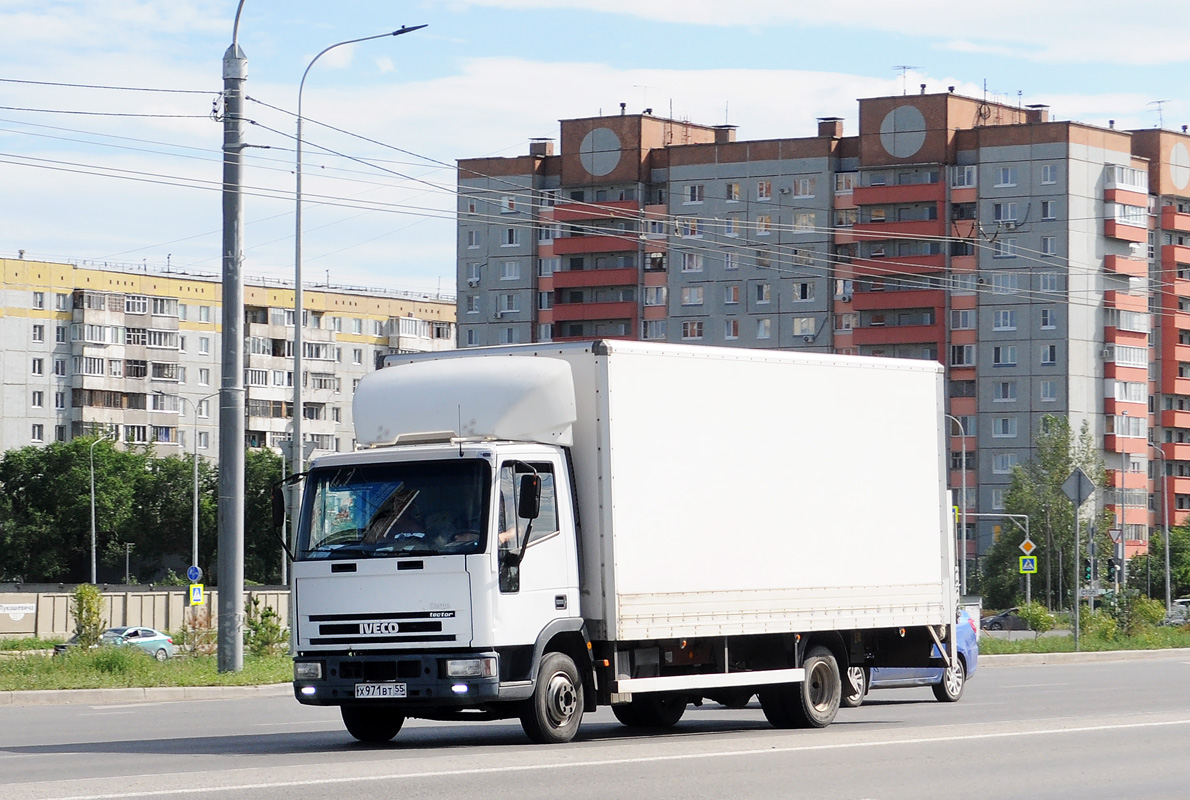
<box><xmin>943</xmin><ymin>663</ymin><xmax>963</xmax><ymax>697</ymax></box>
<box><xmin>846</xmin><ymin>666</ymin><xmax>865</xmax><ymax>699</ymax></box>
<box><xmin>807</xmin><ymin>660</ymin><xmax>833</xmax><ymax>712</ymax></box>
<box><xmin>544</xmin><ymin>670</ymin><xmax>578</xmax><ymax>726</ymax></box>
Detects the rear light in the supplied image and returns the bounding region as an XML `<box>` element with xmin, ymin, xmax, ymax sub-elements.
<box><xmin>167</xmin><ymin>637</ymin><xmax>174</xmax><ymax>644</ymax></box>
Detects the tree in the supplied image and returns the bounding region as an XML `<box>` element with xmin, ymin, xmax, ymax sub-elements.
<box><xmin>983</xmin><ymin>416</ymin><xmax>1109</xmax><ymax>609</ymax></box>
<box><xmin>1124</xmin><ymin>526</ymin><xmax>1190</xmax><ymax>603</ymax></box>
<box><xmin>244</xmin><ymin>447</ymin><xmax>285</xmax><ymax>584</ymax></box>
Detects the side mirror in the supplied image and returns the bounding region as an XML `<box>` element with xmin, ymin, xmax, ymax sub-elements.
<box><xmin>517</xmin><ymin>474</ymin><xmax>541</xmax><ymax>520</ymax></box>
<box><xmin>271</xmin><ymin>485</ymin><xmax>287</xmax><ymax>530</ymax></box>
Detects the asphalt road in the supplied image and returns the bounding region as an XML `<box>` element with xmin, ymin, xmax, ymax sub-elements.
<box><xmin>3</xmin><ymin>652</ymin><xmax>1189</xmax><ymax>800</ymax></box>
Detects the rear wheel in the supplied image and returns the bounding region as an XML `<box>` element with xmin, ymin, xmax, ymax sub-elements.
<box><xmin>612</xmin><ymin>693</ymin><xmax>686</xmax><ymax>728</ymax></box>
<box><xmin>520</xmin><ymin>652</ymin><xmax>584</xmax><ymax>744</ymax></box>
<box><xmin>759</xmin><ymin>646</ymin><xmax>840</xmax><ymax>729</ymax></box>
<box><xmin>154</xmin><ymin>648</ymin><xmax>168</xmax><ymax>662</ymax></box>
<box><xmin>341</xmin><ymin>706</ymin><xmax>405</xmax><ymax>743</ymax></box>
<box><xmin>840</xmin><ymin>666</ymin><xmax>867</xmax><ymax>709</ymax></box>
<box><xmin>932</xmin><ymin>657</ymin><xmax>966</xmax><ymax>702</ymax></box>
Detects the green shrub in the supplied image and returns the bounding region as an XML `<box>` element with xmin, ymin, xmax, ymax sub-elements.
<box><xmin>87</xmin><ymin>644</ymin><xmax>151</xmax><ymax>675</ymax></box>
<box><xmin>1080</xmin><ymin>606</ymin><xmax>1118</xmax><ymax>640</ymax></box>
<box><xmin>1017</xmin><ymin>601</ymin><xmax>1055</xmax><ymax>637</ymax></box>
<box><xmin>71</xmin><ymin>584</ymin><xmax>106</xmax><ymax>647</ymax></box>
<box><xmin>244</xmin><ymin>595</ymin><xmax>288</xmax><ymax>657</ymax></box>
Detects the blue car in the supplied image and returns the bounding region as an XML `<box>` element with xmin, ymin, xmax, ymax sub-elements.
<box><xmin>843</xmin><ymin>609</ymin><xmax>979</xmax><ymax>707</ymax></box>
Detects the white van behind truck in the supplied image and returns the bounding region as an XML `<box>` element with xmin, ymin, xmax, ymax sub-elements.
<box><xmin>288</xmin><ymin>340</ymin><xmax>956</xmax><ymax>743</ymax></box>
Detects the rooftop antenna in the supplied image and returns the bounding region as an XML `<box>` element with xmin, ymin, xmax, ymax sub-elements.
<box><xmin>1150</xmin><ymin>99</ymin><xmax>1169</xmax><ymax>129</ymax></box>
<box><xmin>893</xmin><ymin>65</ymin><xmax>919</xmax><ymax>96</ymax></box>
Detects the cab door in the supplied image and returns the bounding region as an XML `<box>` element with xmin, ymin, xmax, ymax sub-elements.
<box><xmin>490</xmin><ymin>456</ymin><xmax>579</xmax><ymax>647</ymax></box>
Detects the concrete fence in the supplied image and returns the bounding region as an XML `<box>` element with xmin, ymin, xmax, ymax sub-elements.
<box><xmin>0</xmin><ymin>587</ymin><xmax>290</xmax><ymax>640</ymax></box>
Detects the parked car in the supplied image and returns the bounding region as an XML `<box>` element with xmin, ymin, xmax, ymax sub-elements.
<box><xmin>981</xmin><ymin>607</ymin><xmax>1030</xmax><ymax>631</ymax></box>
<box><xmin>842</xmin><ymin>609</ymin><xmax>979</xmax><ymax>707</ymax></box>
<box><xmin>53</xmin><ymin>626</ymin><xmax>175</xmax><ymax>661</ymax></box>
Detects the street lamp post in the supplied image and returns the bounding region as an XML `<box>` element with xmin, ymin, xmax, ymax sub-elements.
<box><xmin>292</xmin><ymin>24</ymin><xmax>426</xmax><ymax>507</ymax></box>
<box><xmin>1151</xmin><ymin>443</ymin><xmax>1173</xmax><ymax>612</ymax></box>
<box><xmin>1120</xmin><ymin>410</ymin><xmax>1128</xmax><ymax>592</ymax></box>
<box><xmin>944</xmin><ymin>413</ymin><xmax>968</xmax><ymax>596</ymax></box>
<box><xmin>89</xmin><ymin>429</ymin><xmax>116</xmax><ymax>584</ymax></box>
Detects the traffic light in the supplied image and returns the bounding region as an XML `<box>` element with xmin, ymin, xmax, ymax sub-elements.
<box><xmin>1106</xmin><ymin>558</ymin><xmax>1118</xmax><ymax>582</ymax></box>
<box><xmin>1082</xmin><ymin>558</ymin><xmax>1092</xmax><ymax>581</ymax></box>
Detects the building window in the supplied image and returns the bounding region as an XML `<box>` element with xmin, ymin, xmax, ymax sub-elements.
<box><xmin>755</xmin><ymin>283</ymin><xmax>771</xmax><ymax>304</ymax></box>
<box><xmin>54</xmin><ymin>391</ymin><xmax>65</xmax><ymax>409</ymax></box>
<box><xmin>641</xmin><ymin>320</ymin><xmax>667</xmax><ymax>340</ymax></box>
<box><xmin>32</xmin><ymin>291</ymin><xmax>45</xmax><ymax>309</ymax></box>
<box><xmin>681</xmin><ymin>321</ymin><xmax>704</xmax><ymax>340</ymax></box>
<box><xmin>54</xmin><ymin>293</ymin><xmax>68</xmax><ymax>311</ymax></box>
<box><xmin>834</xmin><ymin>313</ymin><xmax>855</xmax><ymax>331</ymax></box>
<box><xmin>725</xmin><ymin>182</ymin><xmax>740</xmax><ymax>202</ymax></box>
<box><xmin>538</xmin><ymin>292</ymin><xmax>552</xmax><ymax>310</ymax></box>
<box><xmin>1041</xmin><ymin>344</ymin><xmax>1058</xmax><ymax>365</ymax></box>
<box><xmin>500</xmin><ymin>195</ymin><xmax>517</xmax><ymax>213</ymax></box>
<box><xmin>1041</xmin><ymin>236</ymin><xmax>1057</xmax><ymax>255</ymax></box>
<box><xmin>835</xmin><ymin>173</ymin><xmax>857</xmax><ymax>193</ymax></box>
<box><xmin>644</xmin><ymin>286</ymin><xmax>667</xmax><ymax>306</ymax></box>
<box><xmin>53</xmin><ymin>358</ymin><xmax>66</xmax><ymax>376</ymax></box>
<box><xmin>756</xmin><ymin>318</ymin><xmax>772</xmax><ymax>340</ymax></box>
<box><xmin>502</xmin><ymin>228</ymin><xmax>520</xmax><ymax>246</ymax></box>
<box><xmin>994</xmin><ymin>166</ymin><xmax>1019</xmax><ymax>187</ymax></box>
<box><xmin>993</xmin><ymin>239</ymin><xmax>1017</xmax><ymax>258</ymax></box>
<box><xmin>792</xmin><ymin>177</ymin><xmax>816</xmax><ymax>197</ymax></box>
<box><xmin>31</xmin><ymin>424</ymin><xmax>44</xmax><ymax>442</ymax></box>
<box><xmin>793</xmin><ymin>317</ymin><xmax>815</xmax><ymax>336</ymax></box>
<box><xmin>992</xmin><ymin>489</ymin><xmax>1005</xmax><ymax>510</ymax></box>
<box><xmin>1041</xmin><ymin>200</ymin><xmax>1057</xmax><ymax>220</ymax></box>
<box><xmin>724</xmin><ymin>253</ymin><xmax>738</xmax><ymax>271</ymax></box>
<box><xmin>950</xmin><ymin>345</ymin><xmax>975</xmax><ymax>367</ymax></box>
<box><xmin>755</xmin><ymin>215</ymin><xmax>771</xmax><ymax>235</ymax></box>
<box><xmin>724</xmin><ymin>284</ymin><xmax>740</xmax><ymax>305</ymax></box>
<box><xmin>352</xmin><ymin>318</ymin><xmax>363</xmax><ymax>334</ymax></box>
<box><xmin>1041</xmin><ymin>164</ymin><xmax>1057</xmax><ymax>184</ymax></box>
<box><xmin>31</xmin><ymin>390</ymin><xmax>44</xmax><ymax>408</ymax></box>
<box><xmin>993</xmin><ymin>202</ymin><xmax>1018</xmax><ymax>222</ymax></box>
<box><xmin>199</xmin><ymin>337</ymin><xmax>211</xmax><ymax>355</ymax></box>
<box><xmin>31</xmin><ymin>357</ymin><xmax>43</xmax><ymax>375</ymax></box>
<box><xmin>685</xmin><ymin>184</ymin><xmax>705</xmax><ymax>203</ymax></box>
<box><xmin>677</xmin><ymin>217</ymin><xmax>701</xmax><ymax>238</ymax></box>
<box><xmin>992</xmin><ymin>417</ymin><xmax>1018</xmax><ymax>438</ymax></box>
<box><xmin>756</xmin><ymin>180</ymin><xmax>772</xmax><ymax>201</ymax></box>
<box><xmin>353</xmin><ymin>348</ymin><xmax>363</xmax><ymax>365</ymax></box>
<box><xmin>993</xmin><ymin>453</ymin><xmax>1019</xmax><ymax>474</ymax></box>
<box><xmin>1039</xmin><ymin>272</ymin><xmax>1060</xmax><ymax>292</ymax></box>
<box><xmin>501</xmin><ymin>261</ymin><xmax>520</xmax><ymax>280</ymax></box>
<box><xmin>498</xmin><ymin>293</ymin><xmax>520</xmax><ymax>313</ymax></box>
<box><xmin>991</xmin><ymin>272</ymin><xmax>1020</xmax><ymax>294</ymax></box>
<box><xmin>793</xmin><ymin>212</ymin><xmax>816</xmax><ymax>231</ymax></box>
<box><xmin>993</xmin><ymin>345</ymin><xmax>1017</xmax><ymax>366</ymax></box>
<box><xmin>994</xmin><ymin>381</ymin><xmax>1017</xmax><ymax>402</ymax></box>
<box><xmin>32</xmin><ymin>324</ymin><xmax>44</xmax><ymax>342</ymax></box>
<box><xmin>680</xmin><ymin>287</ymin><xmax>704</xmax><ymax>306</ymax></box>
<box><xmin>55</xmin><ymin>325</ymin><xmax>66</xmax><ymax>343</ymax></box>
<box><xmin>951</xmin><ymin>165</ymin><xmax>976</xmax><ymax>188</ymax></box>
<box><xmin>951</xmin><ymin>309</ymin><xmax>975</xmax><ymax>329</ymax></box>
<box><xmin>993</xmin><ymin>309</ymin><xmax>1017</xmax><ymax>331</ymax></box>
<box><xmin>1040</xmin><ymin>380</ymin><xmax>1057</xmax><ymax>402</ymax></box>
<box><xmin>724</xmin><ymin>319</ymin><xmax>739</xmax><ymax>340</ymax></box>
<box><xmin>682</xmin><ymin>253</ymin><xmax>704</xmax><ymax>273</ymax></box>
<box><xmin>1040</xmin><ymin>308</ymin><xmax>1056</xmax><ymax>329</ymax></box>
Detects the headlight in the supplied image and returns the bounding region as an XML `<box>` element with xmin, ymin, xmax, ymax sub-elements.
<box><xmin>445</xmin><ymin>656</ymin><xmax>497</xmax><ymax>678</ymax></box>
<box><xmin>294</xmin><ymin>661</ymin><xmax>323</xmax><ymax>680</ymax></box>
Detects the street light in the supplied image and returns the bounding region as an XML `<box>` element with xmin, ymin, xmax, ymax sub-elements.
<box><xmin>292</xmin><ymin>24</ymin><xmax>427</xmax><ymax>502</ymax></box>
<box><xmin>1120</xmin><ymin>410</ymin><xmax>1128</xmax><ymax>591</ymax></box>
<box><xmin>1151</xmin><ymin>443</ymin><xmax>1173</xmax><ymax>612</ymax></box>
<box><xmin>89</xmin><ymin>429</ymin><xmax>117</xmax><ymax>584</ymax></box>
<box><xmin>944</xmin><ymin>413</ymin><xmax>968</xmax><ymax>596</ymax></box>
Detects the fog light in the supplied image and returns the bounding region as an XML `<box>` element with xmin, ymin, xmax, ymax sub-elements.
<box><xmin>299</xmin><ymin>686</ymin><xmax>316</xmax><ymax>696</ymax></box>
<box><xmin>445</xmin><ymin>656</ymin><xmax>497</xmax><ymax>678</ymax></box>
<box><xmin>451</xmin><ymin>684</ymin><xmax>469</xmax><ymax>694</ymax></box>
<box><xmin>294</xmin><ymin>661</ymin><xmax>323</xmax><ymax>680</ymax></box>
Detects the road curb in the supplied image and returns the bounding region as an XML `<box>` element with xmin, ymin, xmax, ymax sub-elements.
<box><xmin>0</xmin><ymin>682</ymin><xmax>292</xmax><ymax>707</ymax></box>
<box><xmin>981</xmin><ymin>646</ymin><xmax>1190</xmax><ymax>666</ymax></box>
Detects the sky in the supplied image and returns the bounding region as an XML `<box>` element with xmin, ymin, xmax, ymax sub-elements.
<box><xmin>0</xmin><ymin>0</ymin><xmax>1187</xmax><ymax>296</ymax></box>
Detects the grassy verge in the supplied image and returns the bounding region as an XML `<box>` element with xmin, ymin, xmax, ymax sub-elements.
<box><xmin>980</xmin><ymin>626</ymin><xmax>1190</xmax><ymax>655</ymax></box>
<box><xmin>0</xmin><ymin>646</ymin><xmax>291</xmax><ymax>691</ymax></box>
<box><xmin>0</xmin><ymin>637</ymin><xmax>64</xmax><ymax>651</ymax></box>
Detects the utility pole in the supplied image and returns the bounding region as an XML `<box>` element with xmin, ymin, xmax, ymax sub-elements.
<box><xmin>217</xmin><ymin>3</ymin><xmax>248</xmax><ymax>673</ymax></box>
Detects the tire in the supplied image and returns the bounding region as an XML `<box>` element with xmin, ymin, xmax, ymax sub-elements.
<box><xmin>154</xmin><ymin>648</ymin><xmax>168</xmax><ymax>662</ymax></box>
<box><xmin>987</xmin><ymin>620</ymin><xmax>1004</xmax><ymax>631</ymax></box>
<box><xmin>840</xmin><ymin>666</ymin><xmax>867</xmax><ymax>709</ymax></box>
<box><xmin>709</xmin><ymin>688</ymin><xmax>754</xmax><ymax>709</ymax></box>
<box><xmin>759</xmin><ymin>646</ymin><xmax>840</xmax><ymax>729</ymax></box>
<box><xmin>341</xmin><ymin>706</ymin><xmax>405</xmax><ymax>743</ymax></box>
<box><xmin>932</xmin><ymin>657</ymin><xmax>966</xmax><ymax>702</ymax></box>
<box><xmin>520</xmin><ymin>652</ymin><xmax>584</xmax><ymax>744</ymax></box>
<box><xmin>611</xmin><ymin>693</ymin><xmax>686</xmax><ymax>728</ymax></box>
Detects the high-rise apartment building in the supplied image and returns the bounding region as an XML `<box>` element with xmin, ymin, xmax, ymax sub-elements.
<box><xmin>457</xmin><ymin>89</ymin><xmax>1190</xmax><ymax>570</ymax></box>
<box><xmin>2</xmin><ymin>257</ymin><xmax>455</xmax><ymax>461</ymax></box>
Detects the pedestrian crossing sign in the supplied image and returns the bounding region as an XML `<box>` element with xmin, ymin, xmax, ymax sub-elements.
<box><xmin>1019</xmin><ymin>556</ymin><xmax>1037</xmax><ymax>574</ymax></box>
<box><xmin>189</xmin><ymin>583</ymin><xmax>205</xmax><ymax>606</ymax></box>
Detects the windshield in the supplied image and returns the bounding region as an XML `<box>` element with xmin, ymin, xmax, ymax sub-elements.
<box><xmin>297</xmin><ymin>459</ymin><xmax>491</xmax><ymax>560</ymax></box>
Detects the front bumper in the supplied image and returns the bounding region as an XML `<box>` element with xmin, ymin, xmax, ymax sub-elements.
<box><xmin>293</xmin><ymin>651</ymin><xmax>502</xmax><ymax>708</ymax></box>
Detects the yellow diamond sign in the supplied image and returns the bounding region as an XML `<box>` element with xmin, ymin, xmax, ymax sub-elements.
<box><xmin>1019</xmin><ymin>538</ymin><xmax>1036</xmax><ymax>556</ymax></box>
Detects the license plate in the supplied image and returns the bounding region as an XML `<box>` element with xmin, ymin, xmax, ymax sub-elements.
<box><xmin>354</xmin><ymin>683</ymin><xmax>407</xmax><ymax>699</ymax></box>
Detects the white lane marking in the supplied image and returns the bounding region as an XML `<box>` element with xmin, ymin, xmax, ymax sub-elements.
<box><xmin>27</xmin><ymin>716</ymin><xmax>1190</xmax><ymax>800</ymax></box>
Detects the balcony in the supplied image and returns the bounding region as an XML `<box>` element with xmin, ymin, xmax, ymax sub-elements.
<box><xmin>1163</xmin><ymin>442</ymin><xmax>1190</xmax><ymax>462</ymax></box>
<box><xmin>852</xmin><ymin>218</ymin><xmax>945</xmax><ymax>240</ymax></box>
<box><xmin>851</xmin><ymin>253</ymin><xmax>945</xmax><ymax>275</ymax></box>
<box><xmin>1162</xmin><ymin>244</ymin><xmax>1190</xmax><ymax>270</ymax></box>
<box><xmin>850</xmin><ymin>288</ymin><xmax>944</xmax><ymax>311</ymax></box>
<box><xmin>1104</xmin><ymin>254</ymin><xmax>1147</xmax><ymax>277</ymax></box>
<box><xmin>1104</xmin><ymin>220</ymin><xmax>1148</xmax><ymax>243</ymax></box>
<box><xmin>552</xmin><ymin>267</ymin><xmax>638</xmax><ymax>289</ymax></box>
<box><xmin>851</xmin><ymin>323</ymin><xmax>942</xmax><ymax>346</ymax></box>
<box><xmin>550</xmin><ymin>300</ymin><xmax>637</xmax><ymax>323</ymax></box>
<box><xmin>1160</xmin><ymin>409</ymin><xmax>1190</xmax><ymax>429</ymax></box>
<box><xmin>1161</xmin><ymin>205</ymin><xmax>1190</xmax><ymax>233</ymax></box>
<box><xmin>553</xmin><ymin>200</ymin><xmax>640</xmax><ymax>223</ymax></box>
<box><xmin>853</xmin><ymin>181</ymin><xmax>945</xmax><ymax>206</ymax></box>
<box><xmin>552</xmin><ymin>234</ymin><xmax>637</xmax><ymax>255</ymax></box>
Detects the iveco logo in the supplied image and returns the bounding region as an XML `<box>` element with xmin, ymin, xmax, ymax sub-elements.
<box><xmin>360</xmin><ymin>622</ymin><xmax>400</xmax><ymax>635</ymax></box>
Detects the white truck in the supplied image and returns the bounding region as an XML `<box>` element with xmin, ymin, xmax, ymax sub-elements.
<box><xmin>288</xmin><ymin>340</ymin><xmax>957</xmax><ymax>743</ymax></box>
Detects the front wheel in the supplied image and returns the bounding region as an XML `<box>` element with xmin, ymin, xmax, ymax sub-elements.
<box><xmin>840</xmin><ymin>666</ymin><xmax>867</xmax><ymax>709</ymax></box>
<box><xmin>932</xmin><ymin>657</ymin><xmax>966</xmax><ymax>702</ymax></box>
<box><xmin>521</xmin><ymin>652</ymin><xmax>584</xmax><ymax>744</ymax></box>
<box><xmin>611</xmin><ymin>693</ymin><xmax>686</xmax><ymax>728</ymax></box>
<box><xmin>341</xmin><ymin>706</ymin><xmax>405</xmax><ymax>743</ymax></box>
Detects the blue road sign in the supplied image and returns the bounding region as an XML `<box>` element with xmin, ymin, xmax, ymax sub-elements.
<box><xmin>1019</xmin><ymin>556</ymin><xmax>1038</xmax><ymax>574</ymax></box>
<box><xmin>186</xmin><ymin>565</ymin><xmax>202</xmax><ymax>583</ymax></box>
